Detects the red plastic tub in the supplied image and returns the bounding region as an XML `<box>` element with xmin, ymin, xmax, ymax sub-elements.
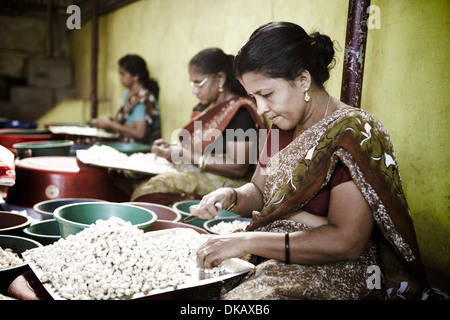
<box><xmin>0</xmin><ymin>129</ymin><xmax>54</xmax><ymax>150</ymax></box>
<box><xmin>6</xmin><ymin>156</ymin><xmax>111</xmax><ymax>207</ymax></box>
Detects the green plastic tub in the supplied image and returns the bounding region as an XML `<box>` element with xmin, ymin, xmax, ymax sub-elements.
<box><xmin>13</xmin><ymin>140</ymin><xmax>73</xmax><ymax>158</ymax></box>
<box><xmin>54</xmin><ymin>202</ymin><xmax>157</xmax><ymax>238</ymax></box>
<box><xmin>23</xmin><ymin>219</ymin><xmax>61</xmax><ymax>245</ymax></box>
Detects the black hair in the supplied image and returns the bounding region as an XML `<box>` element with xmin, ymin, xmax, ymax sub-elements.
<box><xmin>119</xmin><ymin>54</ymin><xmax>160</xmax><ymax>99</ymax></box>
<box><xmin>189</xmin><ymin>48</ymin><xmax>247</xmax><ymax>96</ymax></box>
<box><xmin>234</xmin><ymin>22</ymin><xmax>335</xmax><ymax>88</ymax></box>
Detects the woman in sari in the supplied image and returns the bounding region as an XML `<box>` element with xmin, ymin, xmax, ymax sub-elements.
<box><xmin>92</xmin><ymin>54</ymin><xmax>161</xmax><ymax>145</ymax></box>
<box><xmin>191</xmin><ymin>22</ymin><xmax>431</xmax><ymax>300</ymax></box>
<box><xmin>131</xmin><ymin>48</ymin><xmax>265</xmax><ymax>203</ymax></box>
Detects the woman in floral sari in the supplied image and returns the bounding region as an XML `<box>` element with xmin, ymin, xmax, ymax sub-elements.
<box><xmin>191</xmin><ymin>22</ymin><xmax>432</xmax><ymax>300</ymax></box>
<box><xmin>131</xmin><ymin>48</ymin><xmax>265</xmax><ymax>203</ymax></box>
<box><xmin>93</xmin><ymin>54</ymin><xmax>161</xmax><ymax>145</ymax></box>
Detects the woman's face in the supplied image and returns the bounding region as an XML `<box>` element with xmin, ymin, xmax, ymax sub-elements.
<box><xmin>189</xmin><ymin>65</ymin><xmax>220</xmax><ymax>106</ymax></box>
<box><xmin>240</xmin><ymin>72</ymin><xmax>306</xmax><ymax>130</ymax></box>
<box><xmin>119</xmin><ymin>66</ymin><xmax>136</xmax><ymax>88</ymax></box>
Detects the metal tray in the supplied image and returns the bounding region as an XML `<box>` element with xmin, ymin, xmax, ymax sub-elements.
<box><xmin>22</xmin><ymin>228</ymin><xmax>254</xmax><ymax>300</ymax></box>
<box><xmin>48</xmin><ymin>125</ymin><xmax>119</xmax><ymax>138</ymax></box>
<box><xmin>76</xmin><ymin>148</ymin><xmax>178</xmax><ymax>176</ymax></box>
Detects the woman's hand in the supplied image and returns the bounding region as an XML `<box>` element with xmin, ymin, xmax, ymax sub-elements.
<box><xmin>196</xmin><ymin>233</ymin><xmax>249</xmax><ymax>269</ymax></box>
<box><xmin>190</xmin><ymin>187</ymin><xmax>235</xmax><ymax>219</ymax></box>
<box><xmin>152</xmin><ymin>139</ymin><xmax>169</xmax><ymax>148</ymax></box>
<box><xmin>151</xmin><ymin>139</ymin><xmax>171</xmax><ymax>161</ymax></box>
<box><xmin>92</xmin><ymin>117</ymin><xmax>146</xmax><ymax>139</ymax></box>
<box><xmin>92</xmin><ymin>116</ymin><xmax>114</xmax><ymax>129</ymax></box>
<box><xmin>152</xmin><ymin>141</ymin><xmax>188</xmax><ymax>164</ymax></box>
<box><xmin>152</xmin><ymin>143</ymin><xmax>182</xmax><ymax>162</ymax></box>
<box><xmin>151</xmin><ymin>143</ymin><xmax>172</xmax><ymax>161</ymax></box>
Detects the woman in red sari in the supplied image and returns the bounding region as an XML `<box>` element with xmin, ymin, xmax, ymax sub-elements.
<box><xmin>191</xmin><ymin>22</ymin><xmax>434</xmax><ymax>300</ymax></box>
<box><xmin>131</xmin><ymin>48</ymin><xmax>265</xmax><ymax>202</ymax></box>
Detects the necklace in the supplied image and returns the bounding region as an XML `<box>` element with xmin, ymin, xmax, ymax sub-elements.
<box><xmin>294</xmin><ymin>94</ymin><xmax>332</xmax><ymax>139</ymax></box>
<box><xmin>324</xmin><ymin>94</ymin><xmax>331</xmax><ymax>117</ymax></box>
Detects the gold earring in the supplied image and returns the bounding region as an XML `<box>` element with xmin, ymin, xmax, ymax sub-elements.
<box><xmin>218</xmin><ymin>84</ymin><xmax>224</xmax><ymax>92</ymax></box>
<box><xmin>304</xmin><ymin>88</ymin><xmax>310</xmax><ymax>102</ymax></box>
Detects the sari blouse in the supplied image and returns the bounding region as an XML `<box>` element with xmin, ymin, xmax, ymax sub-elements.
<box><xmin>258</xmin><ymin>125</ymin><xmax>352</xmax><ymax>217</ymax></box>
<box><xmin>116</xmin><ymin>88</ymin><xmax>161</xmax><ymax>144</ymax></box>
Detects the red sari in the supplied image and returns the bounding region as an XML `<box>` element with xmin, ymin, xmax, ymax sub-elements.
<box><xmin>130</xmin><ymin>96</ymin><xmax>266</xmax><ymax>205</ymax></box>
<box><xmin>182</xmin><ymin>96</ymin><xmax>265</xmax><ymax>153</ymax></box>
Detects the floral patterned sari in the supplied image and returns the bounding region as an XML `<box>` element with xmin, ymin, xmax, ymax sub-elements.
<box><xmin>221</xmin><ymin>107</ymin><xmax>428</xmax><ymax>300</ymax></box>
<box><xmin>116</xmin><ymin>88</ymin><xmax>160</xmax><ymax>144</ymax></box>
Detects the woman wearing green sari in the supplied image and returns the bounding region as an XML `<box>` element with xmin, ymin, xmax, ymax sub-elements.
<box><xmin>191</xmin><ymin>22</ymin><xmax>432</xmax><ymax>300</ymax></box>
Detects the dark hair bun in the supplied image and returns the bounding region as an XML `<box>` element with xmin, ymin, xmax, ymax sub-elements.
<box><xmin>235</xmin><ymin>22</ymin><xmax>336</xmax><ymax>88</ymax></box>
<box><xmin>309</xmin><ymin>32</ymin><xmax>335</xmax><ymax>68</ymax></box>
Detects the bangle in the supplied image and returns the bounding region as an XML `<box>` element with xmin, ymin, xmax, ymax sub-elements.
<box><xmin>198</xmin><ymin>155</ymin><xmax>205</xmax><ymax>170</ymax></box>
<box><xmin>285</xmin><ymin>232</ymin><xmax>290</xmax><ymax>264</ymax></box>
<box><xmin>224</xmin><ymin>187</ymin><xmax>237</xmax><ymax>212</ymax></box>
<box><xmin>198</xmin><ymin>155</ymin><xmax>211</xmax><ymax>170</ymax></box>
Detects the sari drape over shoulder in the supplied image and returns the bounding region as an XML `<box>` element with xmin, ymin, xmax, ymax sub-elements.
<box><xmin>131</xmin><ymin>96</ymin><xmax>266</xmax><ymax>201</ymax></box>
<box><xmin>182</xmin><ymin>96</ymin><xmax>266</xmax><ymax>153</ymax></box>
<box><xmin>247</xmin><ymin>107</ymin><xmax>427</xmax><ymax>288</ymax></box>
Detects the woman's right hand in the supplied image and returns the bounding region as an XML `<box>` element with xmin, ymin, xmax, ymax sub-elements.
<box><xmin>190</xmin><ymin>187</ymin><xmax>235</xmax><ymax>219</ymax></box>
<box><xmin>152</xmin><ymin>139</ymin><xmax>169</xmax><ymax>148</ymax></box>
<box><xmin>151</xmin><ymin>144</ymin><xmax>171</xmax><ymax>161</ymax></box>
<box><xmin>91</xmin><ymin>116</ymin><xmax>114</xmax><ymax>129</ymax></box>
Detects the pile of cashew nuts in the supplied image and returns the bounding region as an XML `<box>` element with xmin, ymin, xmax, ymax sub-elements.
<box><xmin>0</xmin><ymin>247</ymin><xmax>24</xmax><ymax>270</ymax></box>
<box><xmin>24</xmin><ymin>217</ymin><xmax>222</xmax><ymax>300</ymax></box>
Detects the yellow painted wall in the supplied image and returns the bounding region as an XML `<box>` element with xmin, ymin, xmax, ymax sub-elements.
<box><xmin>362</xmin><ymin>0</ymin><xmax>450</xmax><ymax>277</ymax></box>
<box><xmin>38</xmin><ymin>0</ymin><xmax>449</xmax><ymax>277</ymax></box>
<box><xmin>58</xmin><ymin>0</ymin><xmax>348</xmax><ymax>139</ymax></box>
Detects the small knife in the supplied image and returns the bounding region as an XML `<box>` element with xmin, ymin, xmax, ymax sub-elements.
<box><xmin>182</xmin><ymin>202</ymin><xmax>222</xmax><ymax>223</ymax></box>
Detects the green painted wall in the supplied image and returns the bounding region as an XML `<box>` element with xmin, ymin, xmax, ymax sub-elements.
<box><xmin>38</xmin><ymin>0</ymin><xmax>449</xmax><ymax>277</ymax></box>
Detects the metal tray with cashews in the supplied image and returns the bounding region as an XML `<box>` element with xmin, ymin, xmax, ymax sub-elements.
<box><xmin>76</xmin><ymin>145</ymin><xmax>178</xmax><ymax>176</ymax></box>
<box><xmin>22</xmin><ymin>228</ymin><xmax>254</xmax><ymax>300</ymax></box>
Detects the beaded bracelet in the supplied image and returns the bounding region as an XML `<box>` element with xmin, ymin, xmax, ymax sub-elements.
<box><xmin>285</xmin><ymin>232</ymin><xmax>290</xmax><ymax>264</ymax></box>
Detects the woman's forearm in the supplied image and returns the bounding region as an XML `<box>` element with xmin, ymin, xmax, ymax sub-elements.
<box><xmin>244</xmin><ymin>226</ymin><xmax>357</xmax><ymax>265</ymax></box>
<box><xmin>199</xmin><ymin>223</ymin><xmax>363</xmax><ymax>270</ymax></box>
<box><xmin>110</xmin><ymin>121</ymin><xmax>145</xmax><ymax>139</ymax></box>
<box><xmin>233</xmin><ymin>182</ymin><xmax>264</xmax><ymax>218</ymax></box>
<box><xmin>197</xmin><ymin>225</ymin><xmax>355</xmax><ymax>269</ymax></box>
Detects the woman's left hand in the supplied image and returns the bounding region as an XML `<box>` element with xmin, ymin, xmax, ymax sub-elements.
<box><xmin>196</xmin><ymin>233</ymin><xmax>248</xmax><ymax>269</ymax></box>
